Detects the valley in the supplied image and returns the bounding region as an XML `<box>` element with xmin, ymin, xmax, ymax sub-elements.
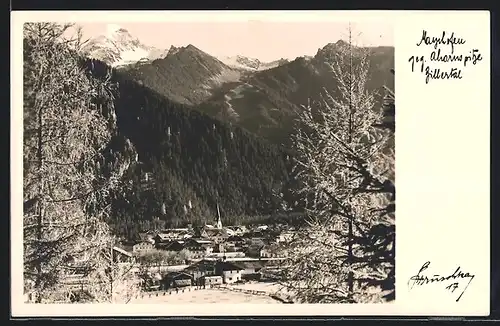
<box><xmin>23</xmin><ymin>21</ymin><xmax>395</xmax><ymax>305</ymax></box>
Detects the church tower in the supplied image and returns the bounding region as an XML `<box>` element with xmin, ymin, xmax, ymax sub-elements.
<box><xmin>216</xmin><ymin>203</ymin><xmax>223</xmax><ymax>229</ymax></box>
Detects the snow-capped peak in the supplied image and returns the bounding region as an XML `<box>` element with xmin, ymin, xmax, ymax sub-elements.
<box><xmin>83</xmin><ymin>25</ymin><xmax>168</xmax><ymax>67</ymax></box>
<box><xmin>106</xmin><ymin>24</ymin><xmax>123</xmax><ymax>37</ymax></box>
<box><xmin>106</xmin><ymin>25</ymin><xmax>137</xmax><ymax>44</ymax></box>
<box><xmin>217</xmin><ymin>55</ymin><xmax>288</xmax><ymax>71</ymax></box>
<box><xmin>218</xmin><ymin>55</ymin><xmax>261</xmax><ymax>70</ymax></box>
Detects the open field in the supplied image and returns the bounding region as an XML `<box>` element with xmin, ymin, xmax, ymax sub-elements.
<box><xmin>129</xmin><ymin>287</ymin><xmax>281</xmax><ymax>304</ymax></box>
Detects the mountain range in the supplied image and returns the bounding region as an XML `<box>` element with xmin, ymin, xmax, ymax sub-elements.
<box><xmin>76</xmin><ymin>26</ymin><xmax>394</xmax><ymax>238</ymax></box>
<box><xmin>83</xmin><ymin>26</ymin><xmax>394</xmax><ymax>146</ymax></box>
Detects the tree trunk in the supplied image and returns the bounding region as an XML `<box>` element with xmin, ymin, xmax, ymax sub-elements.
<box><xmin>347</xmin><ymin>216</ymin><xmax>354</xmax><ymax>294</ymax></box>
<box><xmin>110</xmin><ymin>244</ymin><xmax>113</xmax><ymax>303</ymax></box>
<box><xmin>34</xmin><ymin>95</ymin><xmax>44</xmax><ymax>303</ymax></box>
<box><xmin>346</xmin><ymin>23</ymin><xmax>355</xmax><ymax>296</ymax></box>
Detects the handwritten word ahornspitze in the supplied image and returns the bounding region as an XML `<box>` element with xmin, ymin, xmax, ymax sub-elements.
<box><xmin>408</xmin><ymin>30</ymin><xmax>483</xmax><ymax>84</ymax></box>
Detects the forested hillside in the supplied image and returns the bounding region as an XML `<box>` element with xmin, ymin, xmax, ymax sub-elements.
<box><xmin>199</xmin><ymin>42</ymin><xmax>395</xmax><ymax>146</ymax></box>
<box><xmin>85</xmin><ymin>59</ymin><xmax>298</xmax><ymax>239</ymax></box>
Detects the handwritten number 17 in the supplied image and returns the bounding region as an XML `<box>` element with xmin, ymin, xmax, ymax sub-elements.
<box><xmin>408</xmin><ymin>55</ymin><xmax>425</xmax><ymax>73</ymax></box>
<box><xmin>445</xmin><ymin>283</ymin><xmax>459</xmax><ymax>293</ymax></box>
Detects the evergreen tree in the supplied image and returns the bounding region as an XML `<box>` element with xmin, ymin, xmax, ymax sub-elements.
<box><xmin>23</xmin><ymin>23</ymin><xmax>134</xmax><ymax>302</ymax></box>
<box><xmin>279</xmin><ymin>24</ymin><xmax>395</xmax><ymax>303</ymax></box>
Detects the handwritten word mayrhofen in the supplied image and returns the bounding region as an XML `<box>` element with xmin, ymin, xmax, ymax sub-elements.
<box><xmin>416</xmin><ymin>30</ymin><xmax>466</xmax><ymax>54</ymax></box>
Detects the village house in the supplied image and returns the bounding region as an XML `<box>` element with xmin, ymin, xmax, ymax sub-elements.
<box><xmin>227</xmin><ymin>235</ymin><xmax>245</xmax><ymax>247</ymax></box>
<box><xmin>200</xmin><ymin>275</ymin><xmax>223</xmax><ymax>286</ymax></box>
<box><xmin>153</xmin><ymin>228</ymin><xmax>192</xmax><ymax>244</ymax></box>
<box><xmin>244</xmin><ymin>238</ymin><xmax>267</xmax><ymax>258</ymax></box>
<box><xmin>245</xmin><ymin>244</ymin><xmax>264</xmax><ymax>258</ymax></box>
<box><xmin>153</xmin><ymin>233</ymin><xmax>172</xmax><ymax>247</ymax></box>
<box><xmin>239</xmin><ymin>260</ymin><xmax>266</xmax><ymax>274</ymax></box>
<box><xmin>211</xmin><ymin>242</ymin><xmax>225</xmax><ymax>253</ymax></box>
<box><xmin>247</xmin><ymin>237</ymin><xmax>268</xmax><ymax>246</ymax></box>
<box><xmin>132</xmin><ymin>241</ymin><xmax>155</xmax><ymax>253</ymax></box>
<box><xmin>141</xmin><ymin>272</ymin><xmax>162</xmax><ymax>291</ymax></box>
<box><xmin>173</xmin><ymin>228</ymin><xmax>194</xmax><ymax>239</ymax></box>
<box><xmin>193</xmin><ymin>227</ymin><xmax>208</xmax><ymax>238</ymax></box>
<box><xmin>242</xmin><ymin>230</ymin><xmax>266</xmax><ymax>240</ymax></box>
<box><xmin>237</xmin><ymin>260</ymin><xmax>266</xmax><ymax>280</ymax></box>
<box><xmin>224</xmin><ymin>244</ymin><xmax>246</xmax><ymax>255</ymax></box>
<box><xmin>181</xmin><ymin>259</ymin><xmax>245</xmax><ymax>285</ymax></box>
<box><xmin>183</xmin><ymin>238</ymin><xmax>214</xmax><ymax>255</ymax></box>
<box><xmin>216</xmin><ymin>261</ymin><xmax>245</xmax><ymax>284</ymax></box>
<box><xmin>162</xmin><ymin>240</ymin><xmax>185</xmax><ymax>252</ymax></box>
<box><xmin>115</xmin><ymin>240</ymin><xmax>135</xmax><ymax>253</ymax></box>
<box><xmin>204</xmin><ymin>228</ymin><xmax>230</xmax><ymax>243</ymax></box>
<box><xmin>231</xmin><ymin>225</ymin><xmax>248</xmax><ymax>235</ymax></box>
<box><xmin>260</xmin><ymin>243</ymin><xmax>283</xmax><ymax>258</ymax></box>
<box><xmin>182</xmin><ymin>259</ymin><xmax>218</xmax><ymax>285</ymax></box>
<box><xmin>222</xmin><ymin>242</ymin><xmax>237</xmax><ymax>252</ymax></box>
<box><xmin>161</xmin><ymin>271</ymin><xmax>194</xmax><ymax>289</ymax></box>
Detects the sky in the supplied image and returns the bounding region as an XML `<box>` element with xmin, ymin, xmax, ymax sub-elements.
<box><xmin>75</xmin><ymin>21</ymin><xmax>393</xmax><ymax>62</ymax></box>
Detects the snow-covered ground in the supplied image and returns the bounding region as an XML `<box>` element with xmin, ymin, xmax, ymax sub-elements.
<box><xmin>229</xmin><ymin>281</ymin><xmax>283</xmax><ymax>294</ymax></box>
<box><xmin>129</xmin><ymin>287</ymin><xmax>281</xmax><ymax>304</ymax></box>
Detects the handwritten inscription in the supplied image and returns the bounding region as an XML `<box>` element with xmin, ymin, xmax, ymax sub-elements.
<box><xmin>408</xmin><ymin>30</ymin><xmax>483</xmax><ymax>84</ymax></box>
<box><xmin>408</xmin><ymin>261</ymin><xmax>475</xmax><ymax>302</ymax></box>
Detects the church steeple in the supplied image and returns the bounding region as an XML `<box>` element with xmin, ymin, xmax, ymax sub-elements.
<box><xmin>216</xmin><ymin>203</ymin><xmax>222</xmax><ymax>229</ymax></box>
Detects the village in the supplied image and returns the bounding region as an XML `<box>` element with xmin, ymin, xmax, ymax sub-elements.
<box><xmin>108</xmin><ymin>205</ymin><xmax>298</xmax><ymax>296</ymax></box>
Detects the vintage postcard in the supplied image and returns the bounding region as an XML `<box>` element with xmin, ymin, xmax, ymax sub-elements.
<box><xmin>11</xmin><ymin>10</ymin><xmax>490</xmax><ymax>317</ymax></box>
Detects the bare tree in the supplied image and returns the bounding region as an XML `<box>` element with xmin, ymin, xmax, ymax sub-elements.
<box><xmin>22</xmin><ymin>22</ymin><xmax>132</xmax><ymax>302</ymax></box>
<box><xmin>278</xmin><ymin>24</ymin><xmax>395</xmax><ymax>303</ymax></box>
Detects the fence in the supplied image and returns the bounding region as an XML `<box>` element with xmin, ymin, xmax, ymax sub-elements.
<box><xmin>133</xmin><ymin>284</ymin><xmax>216</xmax><ymax>299</ymax></box>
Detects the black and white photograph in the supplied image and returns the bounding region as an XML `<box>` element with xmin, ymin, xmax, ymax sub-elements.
<box><xmin>21</xmin><ymin>17</ymin><xmax>396</xmax><ymax>305</ymax></box>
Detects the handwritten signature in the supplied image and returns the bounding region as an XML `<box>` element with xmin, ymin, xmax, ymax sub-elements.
<box><xmin>407</xmin><ymin>261</ymin><xmax>475</xmax><ymax>302</ymax></box>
